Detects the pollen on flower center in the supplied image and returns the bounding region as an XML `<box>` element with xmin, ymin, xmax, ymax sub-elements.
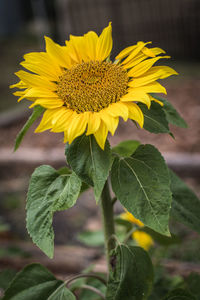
<box><xmin>57</xmin><ymin>61</ymin><xmax>128</xmax><ymax>113</ymax></box>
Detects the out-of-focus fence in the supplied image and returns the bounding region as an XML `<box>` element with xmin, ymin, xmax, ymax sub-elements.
<box><xmin>1</xmin><ymin>0</ymin><xmax>199</xmax><ymax>59</ymax></box>
<box><xmin>56</xmin><ymin>0</ymin><xmax>200</xmax><ymax>59</ymax></box>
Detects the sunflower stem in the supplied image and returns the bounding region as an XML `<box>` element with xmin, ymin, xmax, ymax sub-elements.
<box><xmin>100</xmin><ymin>180</ymin><xmax>115</xmax><ymax>273</ymax></box>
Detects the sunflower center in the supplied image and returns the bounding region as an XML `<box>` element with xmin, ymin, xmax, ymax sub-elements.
<box><xmin>57</xmin><ymin>61</ymin><xmax>128</xmax><ymax>113</ymax></box>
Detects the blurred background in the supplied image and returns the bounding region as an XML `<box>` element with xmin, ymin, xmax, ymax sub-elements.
<box><xmin>0</xmin><ymin>0</ymin><xmax>200</xmax><ymax>289</ymax></box>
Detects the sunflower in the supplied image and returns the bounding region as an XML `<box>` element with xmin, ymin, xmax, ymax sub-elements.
<box><xmin>121</xmin><ymin>211</ymin><xmax>154</xmax><ymax>251</ymax></box>
<box><xmin>11</xmin><ymin>23</ymin><xmax>177</xmax><ymax>149</ymax></box>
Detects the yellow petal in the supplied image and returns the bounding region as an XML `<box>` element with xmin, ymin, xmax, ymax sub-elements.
<box><xmin>35</xmin><ymin>108</ymin><xmax>61</xmax><ymax>132</ymax></box>
<box><xmin>132</xmin><ymin>230</ymin><xmax>154</xmax><ymax>251</ymax></box>
<box><xmin>52</xmin><ymin>109</ymin><xmax>74</xmax><ymax>132</ymax></box>
<box><xmin>122</xmin><ymin>41</ymin><xmax>152</xmax><ymax>66</ymax></box>
<box><xmin>145</xmin><ymin>47</ymin><xmax>166</xmax><ymax>56</ymax></box>
<box><xmin>86</xmin><ymin>112</ymin><xmax>101</xmax><ymax>135</ymax></box>
<box><xmin>116</xmin><ymin>42</ymin><xmax>161</xmax><ymax>63</ymax></box>
<box><xmin>122</xmin><ymin>52</ymin><xmax>148</xmax><ymax>70</ymax></box>
<box><xmin>128</xmin><ymin>66</ymin><xmax>178</xmax><ymax>88</ymax></box>
<box><xmin>128</xmin><ymin>81</ymin><xmax>167</xmax><ymax>95</ymax></box>
<box><xmin>96</xmin><ymin>22</ymin><xmax>113</xmax><ymax>61</ymax></box>
<box><xmin>68</xmin><ymin>35</ymin><xmax>87</xmax><ymax>63</ymax></box>
<box><xmin>63</xmin><ymin>130</ymin><xmax>69</xmax><ymax>143</ymax></box>
<box><xmin>153</xmin><ymin>66</ymin><xmax>179</xmax><ymax>79</ymax></box>
<box><xmin>99</xmin><ymin>111</ymin><xmax>119</xmax><ymax>135</ymax></box>
<box><xmin>15</xmin><ymin>70</ymin><xmax>57</xmax><ymax>90</ymax></box>
<box><xmin>45</xmin><ymin>36</ymin><xmax>72</xmax><ymax>68</ymax></box>
<box><xmin>13</xmin><ymin>90</ymin><xmax>25</xmax><ymax>96</ymax></box>
<box><xmin>94</xmin><ymin>121</ymin><xmax>108</xmax><ymax>150</ymax></box>
<box><xmin>21</xmin><ymin>52</ymin><xmax>61</xmax><ymax>81</ymax></box>
<box><xmin>106</xmin><ymin>102</ymin><xmax>129</xmax><ymax>121</ymax></box>
<box><xmin>120</xmin><ymin>211</ymin><xmax>144</xmax><ymax>227</ymax></box>
<box><xmin>14</xmin><ymin>89</ymin><xmax>31</xmax><ymax>102</ymax></box>
<box><xmin>115</xmin><ymin>45</ymin><xmax>137</xmax><ymax>61</ymax></box>
<box><xmin>24</xmin><ymin>87</ymin><xmax>58</xmax><ymax>99</ymax></box>
<box><xmin>29</xmin><ymin>98</ymin><xmax>64</xmax><ymax>109</ymax></box>
<box><xmin>126</xmin><ymin>102</ymin><xmax>144</xmax><ymax>127</ymax></box>
<box><xmin>68</xmin><ymin>32</ymin><xmax>99</xmax><ymax>62</ymax></box>
<box><xmin>10</xmin><ymin>80</ymin><xmax>26</xmax><ymax>89</ymax></box>
<box><xmin>67</xmin><ymin>112</ymin><xmax>88</xmax><ymax>144</ymax></box>
<box><xmin>141</xmin><ymin>47</ymin><xmax>156</xmax><ymax>57</ymax></box>
<box><xmin>121</xmin><ymin>91</ymin><xmax>151</xmax><ymax>108</ymax></box>
<box><xmin>149</xmin><ymin>95</ymin><xmax>164</xmax><ymax>106</ymax></box>
<box><xmin>84</xmin><ymin>31</ymin><xmax>98</xmax><ymax>60</ymax></box>
<box><xmin>127</xmin><ymin>56</ymin><xmax>170</xmax><ymax>77</ymax></box>
<box><xmin>14</xmin><ymin>89</ymin><xmax>35</xmax><ymax>103</ymax></box>
<box><xmin>50</xmin><ymin>106</ymin><xmax>68</xmax><ymax>125</ymax></box>
<box><xmin>122</xmin><ymin>47</ymin><xmax>167</xmax><ymax>70</ymax></box>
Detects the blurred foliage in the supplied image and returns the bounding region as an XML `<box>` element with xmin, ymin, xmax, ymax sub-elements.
<box><xmin>0</xmin><ymin>246</ymin><xmax>31</xmax><ymax>259</ymax></box>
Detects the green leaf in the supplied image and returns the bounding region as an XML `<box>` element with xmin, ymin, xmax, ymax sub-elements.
<box><xmin>170</xmin><ymin>170</ymin><xmax>200</xmax><ymax>234</ymax></box>
<box><xmin>77</xmin><ymin>230</ymin><xmax>104</xmax><ymax>247</ymax></box>
<box><xmin>148</xmin><ymin>267</ymin><xmax>183</xmax><ymax>300</ymax></box>
<box><xmin>69</xmin><ymin>265</ymin><xmax>96</xmax><ymax>291</ymax></box>
<box><xmin>65</xmin><ymin>134</ymin><xmax>111</xmax><ymax>201</ymax></box>
<box><xmin>14</xmin><ymin>105</ymin><xmax>45</xmax><ymax>151</ymax></box>
<box><xmin>80</xmin><ymin>181</ymin><xmax>90</xmax><ymax>194</ymax></box>
<box><xmin>112</xmin><ymin>140</ymin><xmax>140</xmax><ymax>157</ymax></box>
<box><xmin>163</xmin><ymin>288</ymin><xmax>196</xmax><ymax>300</ymax></box>
<box><xmin>79</xmin><ymin>276</ymin><xmax>106</xmax><ymax>300</ymax></box>
<box><xmin>0</xmin><ymin>269</ymin><xmax>16</xmax><ymax>290</ymax></box>
<box><xmin>114</xmin><ymin>217</ymin><xmax>133</xmax><ymax>231</ymax></box>
<box><xmin>185</xmin><ymin>273</ymin><xmax>200</xmax><ymax>298</ymax></box>
<box><xmin>2</xmin><ymin>264</ymin><xmax>75</xmax><ymax>300</ymax></box>
<box><xmin>111</xmin><ymin>144</ymin><xmax>172</xmax><ymax>235</ymax></box>
<box><xmin>57</xmin><ymin>167</ymin><xmax>90</xmax><ymax>194</ymax></box>
<box><xmin>27</xmin><ymin>165</ymin><xmax>81</xmax><ymax>258</ymax></box>
<box><xmin>142</xmin><ymin>227</ymin><xmax>180</xmax><ymax>246</ymax></box>
<box><xmin>106</xmin><ymin>245</ymin><xmax>154</xmax><ymax>300</ymax></box>
<box><xmin>152</xmin><ymin>94</ymin><xmax>188</xmax><ymax>128</ymax></box>
<box><xmin>57</xmin><ymin>166</ymin><xmax>71</xmax><ymax>175</ymax></box>
<box><xmin>0</xmin><ymin>218</ymin><xmax>9</xmax><ymax>233</ymax></box>
<box><xmin>138</xmin><ymin>102</ymin><xmax>169</xmax><ymax>134</ymax></box>
<box><xmin>57</xmin><ymin>172</ymin><xmax>82</xmax><ymax>210</ymax></box>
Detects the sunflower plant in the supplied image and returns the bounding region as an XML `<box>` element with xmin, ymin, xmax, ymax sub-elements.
<box><xmin>3</xmin><ymin>23</ymin><xmax>200</xmax><ymax>299</ymax></box>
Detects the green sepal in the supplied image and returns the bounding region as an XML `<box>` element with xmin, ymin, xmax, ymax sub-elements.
<box><xmin>26</xmin><ymin>165</ymin><xmax>81</xmax><ymax>258</ymax></box>
<box><xmin>170</xmin><ymin>170</ymin><xmax>200</xmax><ymax>234</ymax></box>
<box><xmin>111</xmin><ymin>144</ymin><xmax>172</xmax><ymax>235</ymax></box>
<box><xmin>65</xmin><ymin>134</ymin><xmax>112</xmax><ymax>201</ymax></box>
<box><xmin>106</xmin><ymin>244</ymin><xmax>154</xmax><ymax>300</ymax></box>
<box><xmin>2</xmin><ymin>263</ymin><xmax>75</xmax><ymax>300</ymax></box>
<box><xmin>14</xmin><ymin>105</ymin><xmax>45</xmax><ymax>151</ymax></box>
<box><xmin>112</xmin><ymin>140</ymin><xmax>140</xmax><ymax>157</ymax></box>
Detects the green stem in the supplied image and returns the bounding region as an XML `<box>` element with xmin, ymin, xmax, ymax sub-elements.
<box><xmin>123</xmin><ymin>226</ymin><xmax>137</xmax><ymax>244</ymax></box>
<box><xmin>100</xmin><ymin>180</ymin><xmax>115</xmax><ymax>271</ymax></box>
<box><xmin>80</xmin><ymin>285</ymin><xmax>105</xmax><ymax>299</ymax></box>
